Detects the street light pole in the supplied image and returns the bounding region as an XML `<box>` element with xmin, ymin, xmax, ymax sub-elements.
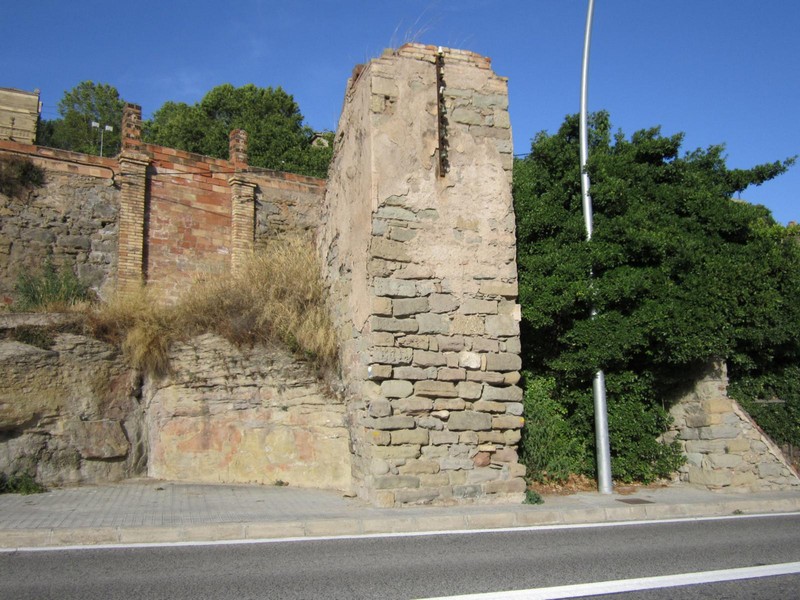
<box><xmin>579</xmin><ymin>0</ymin><xmax>613</xmax><ymax>494</ymax></box>
<box><xmin>91</xmin><ymin>121</ymin><xmax>114</xmax><ymax>157</ymax></box>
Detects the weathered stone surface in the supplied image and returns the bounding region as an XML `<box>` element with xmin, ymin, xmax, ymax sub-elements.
<box><xmin>391</xmin><ymin>396</ymin><xmax>434</xmax><ymax>414</ymax></box>
<box><xmin>368</xmin><ymin>398</ymin><xmax>393</xmax><ymax>417</ymax></box>
<box><xmin>373</xmin><ymin>277</ymin><xmax>417</xmax><ymax>297</ymax></box>
<box><xmin>393</xmin><ymin>297</ymin><xmax>429</xmax><ymax>316</ymax></box>
<box><xmin>448</xmin><ymin>411</ymin><xmax>493</xmax><ymax>431</ymax></box>
<box><xmin>381</xmin><ymin>380</ymin><xmax>414</xmax><ymax>398</ymax></box>
<box><xmin>415</xmin><ymin>380</ymin><xmax>458</xmax><ymax>398</ymax></box>
<box><xmin>416</xmin><ymin>313</ymin><xmax>450</xmax><ymax>334</ymax></box>
<box><xmin>491</xmin><ymin>415</ymin><xmax>525</xmax><ymax>430</ymax></box>
<box><xmin>485</xmin><ymin>353</ymin><xmax>522</xmax><ymax>372</ymax></box>
<box><xmin>392</xmin><ymin>428</ymin><xmax>429</xmax><ymax>445</ymax></box>
<box><xmin>370</xmin><ymin>346</ymin><xmax>413</xmax><ymax>365</ymax></box>
<box><xmin>482</xmin><ymin>385</ymin><xmax>523</xmax><ymax>402</ymax></box>
<box><xmin>371</xmin><ymin>316</ymin><xmax>420</xmax><ymax>333</ymax></box>
<box><xmin>365</xmin><ymin>415</ymin><xmax>417</xmax><ymax>430</ymax></box>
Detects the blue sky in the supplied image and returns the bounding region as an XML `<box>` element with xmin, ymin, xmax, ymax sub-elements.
<box><xmin>2</xmin><ymin>1</ymin><xmax>797</xmax><ymax>223</ymax></box>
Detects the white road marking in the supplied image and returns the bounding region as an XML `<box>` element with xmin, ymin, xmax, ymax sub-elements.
<box><xmin>3</xmin><ymin>511</ymin><xmax>799</xmax><ymax>553</ymax></box>
<box><xmin>417</xmin><ymin>561</ymin><xmax>800</xmax><ymax>600</ymax></box>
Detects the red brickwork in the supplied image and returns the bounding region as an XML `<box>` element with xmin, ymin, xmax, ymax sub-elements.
<box><xmin>143</xmin><ymin>143</ymin><xmax>235</xmax><ymax>300</ymax></box>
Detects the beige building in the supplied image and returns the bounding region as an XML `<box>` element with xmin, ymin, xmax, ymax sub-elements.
<box><xmin>0</xmin><ymin>87</ymin><xmax>41</xmax><ymax>144</ymax></box>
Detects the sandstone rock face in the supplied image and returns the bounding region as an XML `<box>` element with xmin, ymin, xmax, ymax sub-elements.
<box><xmin>666</xmin><ymin>362</ymin><xmax>800</xmax><ymax>491</ymax></box>
<box><xmin>144</xmin><ymin>334</ymin><xmax>352</xmax><ymax>491</ymax></box>
<box><xmin>319</xmin><ymin>44</ymin><xmax>525</xmax><ymax>506</ymax></box>
<box><xmin>0</xmin><ymin>333</ymin><xmax>144</xmax><ymax>485</ymax></box>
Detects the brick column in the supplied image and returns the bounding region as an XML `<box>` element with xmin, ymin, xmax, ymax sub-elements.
<box><xmin>228</xmin><ymin>129</ymin><xmax>256</xmax><ymax>274</ymax></box>
<box><xmin>117</xmin><ymin>104</ymin><xmax>150</xmax><ymax>293</ymax></box>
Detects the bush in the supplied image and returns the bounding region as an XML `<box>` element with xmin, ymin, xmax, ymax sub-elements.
<box><xmin>519</xmin><ymin>375</ymin><xmax>586</xmax><ymax>482</ymax></box>
<box><xmin>0</xmin><ymin>155</ymin><xmax>45</xmax><ymax>197</ymax></box>
<box><xmin>0</xmin><ymin>472</ymin><xmax>47</xmax><ymax>495</ymax></box>
<box><xmin>14</xmin><ymin>259</ymin><xmax>92</xmax><ymax>311</ymax></box>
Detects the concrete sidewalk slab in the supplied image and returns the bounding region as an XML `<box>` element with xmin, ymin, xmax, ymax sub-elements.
<box><xmin>1</xmin><ymin>479</ymin><xmax>799</xmax><ymax>550</ymax></box>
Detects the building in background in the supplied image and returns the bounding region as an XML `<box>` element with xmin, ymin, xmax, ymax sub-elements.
<box><xmin>0</xmin><ymin>87</ymin><xmax>41</xmax><ymax>144</ymax></box>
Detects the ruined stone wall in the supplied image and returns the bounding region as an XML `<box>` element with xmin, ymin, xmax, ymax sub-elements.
<box><xmin>319</xmin><ymin>44</ymin><xmax>524</xmax><ymax>507</ymax></box>
<box><xmin>666</xmin><ymin>362</ymin><xmax>800</xmax><ymax>491</ymax></box>
<box><xmin>144</xmin><ymin>334</ymin><xmax>352</xmax><ymax>491</ymax></box>
<box><xmin>0</xmin><ymin>324</ymin><xmax>144</xmax><ymax>486</ymax></box>
<box><xmin>251</xmin><ymin>168</ymin><xmax>326</xmax><ymax>241</ymax></box>
<box><xmin>0</xmin><ymin>141</ymin><xmax>119</xmax><ymax>305</ymax></box>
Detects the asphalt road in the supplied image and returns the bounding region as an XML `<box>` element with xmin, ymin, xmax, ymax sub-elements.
<box><xmin>1</xmin><ymin>514</ymin><xmax>799</xmax><ymax>599</ymax></box>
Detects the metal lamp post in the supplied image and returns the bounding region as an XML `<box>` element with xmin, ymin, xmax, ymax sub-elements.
<box><xmin>580</xmin><ymin>0</ymin><xmax>613</xmax><ymax>494</ymax></box>
<box><xmin>91</xmin><ymin>121</ymin><xmax>114</xmax><ymax>157</ymax></box>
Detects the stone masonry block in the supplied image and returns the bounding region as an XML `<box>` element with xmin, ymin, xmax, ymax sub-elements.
<box><xmin>371</xmin><ymin>237</ymin><xmax>411</xmax><ymax>262</ymax></box>
<box><xmin>437</xmin><ymin>336</ymin><xmax>466</xmax><ymax>352</ymax></box>
<box><xmin>459</xmin><ymin>351</ymin><xmax>482</xmax><ymax>370</ymax></box>
<box><xmin>413</xmin><ymin>350</ymin><xmax>447</xmax><ymax>367</ymax></box>
<box><xmin>381</xmin><ymin>380</ymin><xmax>414</xmax><ymax>398</ymax></box>
<box><xmin>373</xmin><ymin>277</ymin><xmax>416</xmax><ymax>297</ymax></box>
<box><xmin>373</xmin><ymin>475</ymin><xmax>420</xmax><ymax>490</ymax></box>
<box><xmin>460</xmin><ymin>299</ymin><xmax>498</xmax><ymax>315</ymax></box>
<box><xmin>394</xmin><ymin>297</ymin><xmax>429</xmax><ymax>316</ymax></box>
<box><xmin>485</xmin><ymin>315</ymin><xmax>519</xmax><ymax>337</ymax></box>
<box><xmin>451</xmin><ymin>315</ymin><xmax>484</xmax><ymax>335</ymax></box>
<box><xmin>416</xmin><ymin>313</ymin><xmax>450</xmax><ymax>334</ymax></box>
<box><xmin>393</xmin><ymin>366</ymin><xmax>438</xmax><ymax>380</ymax></box>
<box><xmin>448</xmin><ymin>411</ymin><xmax>493</xmax><ymax>431</ymax></box>
<box><xmin>434</xmin><ymin>398</ymin><xmax>467</xmax><ymax>411</ymax></box>
<box><xmin>371</xmin><ymin>316</ymin><xmax>419</xmax><ymax>334</ymax></box>
<box><xmin>368</xmin><ymin>398</ymin><xmax>392</xmax><ymax>417</ymax></box>
<box><xmin>397</xmin><ymin>335</ymin><xmax>430</xmax><ymax>349</ymax></box>
<box><xmin>482</xmin><ymin>385</ymin><xmax>523</xmax><ymax>402</ymax></box>
<box><xmin>372</xmin><ymin>445</ymin><xmax>422</xmax><ymax>460</ymax></box>
<box><xmin>492</xmin><ymin>415</ymin><xmax>524</xmax><ymax>430</ymax></box>
<box><xmin>370</xmin><ymin>346</ymin><xmax>413</xmax><ymax>365</ymax></box>
<box><xmin>429</xmin><ymin>294</ymin><xmax>459</xmax><ymax>313</ymax></box>
<box><xmin>457</xmin><ymin>381</ymin><xmax>483</xmax><ymax>400</ymax></box>
<box><xmin>415</xmin><ymin>380</ymin><xmax>458</xmax><ymax>398</ymax></box>
<box><xmin>365</xmin><ymin>415</ymin><xmax>416</xmax><ymax>430</ymax></box>
<box><xmin>485</xmin><ymin>353</ymin><xmax>522</xmax><ymax>372</ymax></box>
<box><xmin>392</xmin><ymin>428</ymin><xmax>429</xmax><ymax>445</ymax></box>
<box><xmin>392</xmin><ymin>396</ymin><xmax>434</xmax><ymax>414</ymax></box>
<box><xmin>479</xmin><ymin>281</ymin><xmax>518</xmax><ymax>297</ymax></box>
<box><xmin>473</xmin><ymin>400</ymin><xmax>506</xmax><ymax>413</ymax></box>
<box><xmin>367</xmin><ymin>364</ymin><xmax>393</xmax><ymax>380</ymax></box>
<box><xmin>437</xmin><ymin>367</ymin><xmax>466</xmax><ymax>381</ymax></box>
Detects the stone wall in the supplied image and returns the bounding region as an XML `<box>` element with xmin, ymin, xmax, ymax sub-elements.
<box><xmin>0</xmin><ymin>325</ymin><xmax>144</xmax><ymax>485</ymax></box>
<box><xmin>144</xmin><ymin>334</ymin><xmax>352</xmax><ymax>491</ymax></box>
<box><xmin>666</xmin><ymin>362</ymin><xmax>800</xmax><ymax>491</ymax></box>
<box><xmin>319</xmin><ymin>44</ymin><xmax>524</xmax><ymax>507</ymax></box>
<box><xmin>0</xmin><ymin>141</ymin><xmax>119</xmax><ymax>305</ymax></box>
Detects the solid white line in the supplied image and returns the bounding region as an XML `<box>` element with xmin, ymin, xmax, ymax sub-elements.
<box><xmin>3</xmin><ymin>511</ymin><xmax>799</xmax><ymax>553</ymax></box>
<box><xmin>417</xmin><ymin>561</ymin><xmax>800</xmax><ymax>600</ymax></box>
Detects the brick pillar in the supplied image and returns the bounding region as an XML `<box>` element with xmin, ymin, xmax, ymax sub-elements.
<box><xmin>229</xmin><ymin>176</ymin><xmax>257</xmax><ymax>274</ymax></box>
<box><xmin>117</xmin><ymin>104</ymin><xmax>150</xmax><ymax>293</ymax></box>
<box><xmin>229</xmin><ymin>129</ymin><xmax>248</xmax><ymax>169</ymax></box>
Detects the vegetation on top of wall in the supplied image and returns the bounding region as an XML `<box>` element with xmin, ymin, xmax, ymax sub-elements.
<box><xmin>0</xmin><ymin>155</ymin><xmax>45</xmax><ymax>198</ymax></box>
<box><xmin>89</xmin><ymin>234</ymin><xmax>337</xmax><ymax>377</ymax></box>
<box><xmin>513</xmin><ymin>111</ymin><xmax>798</xmax><ymax>483</ymax></box>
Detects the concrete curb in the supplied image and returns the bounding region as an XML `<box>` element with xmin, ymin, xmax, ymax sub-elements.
<box><xmin>3</xmin><ymin>494</ymin><xmax>799</xmax><ymax>550</ymax></box>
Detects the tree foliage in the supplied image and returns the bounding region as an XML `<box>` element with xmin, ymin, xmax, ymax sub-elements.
<box><xmin>514</xmin><ymin>111</ymin><xmax>798</xmax><ymax>482</ymax></box>
<box><xmin>37</xmin><ymin>81</ymin><xmax>124</xmax><ymax>156</ymax></box>
<box><xmin>144</xmin><ymin>84</ymin><xmax>332</xmax><ymax>178</ymax></box>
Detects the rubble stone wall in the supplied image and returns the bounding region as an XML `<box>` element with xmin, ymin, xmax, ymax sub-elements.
<box><xmin>667</xmin><ymin>361</ymin><xmax>800</xmax><ymax>491</ymax></box>
<box><xmin>319</xmin><ymin>44</ymin><xmax>524</xmax><ymax>507</ymax></box>
<box><xmin>0</xmin><ymin>141</ymin><xmax>119</xmax><ymax>305</ymax></box>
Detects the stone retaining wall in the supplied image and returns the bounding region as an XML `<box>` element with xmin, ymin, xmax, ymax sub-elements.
<box><xmin>666</xmin><ymin>362</ymin><xmax>800</xmax><ymax>491</ymax></box>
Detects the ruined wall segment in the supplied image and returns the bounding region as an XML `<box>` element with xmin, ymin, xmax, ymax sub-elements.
<box><xmin>666</xmin><ymin>362</ymin><xmax>800</xmax><ymax>491</ymax></box>
<box><xmin>320</xmin><ymin>44</ymin><xmax>524</xmax><ymax>507</ymax></box>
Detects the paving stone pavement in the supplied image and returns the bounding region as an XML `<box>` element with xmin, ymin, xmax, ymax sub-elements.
<box><xmin>1</xmin><ymin>479</ymin><xmax>799</xmax><ymax>549</ymax></box>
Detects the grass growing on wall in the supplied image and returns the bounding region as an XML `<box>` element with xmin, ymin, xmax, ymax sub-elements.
<box><xmin>89</xmin><ymin>234</ymin><xmax>337</xmax><ymax>376</ymax></box>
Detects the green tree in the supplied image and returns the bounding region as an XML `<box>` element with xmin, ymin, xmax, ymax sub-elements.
<box><xmin>144</xmin><ymin>84</ymin><xmax>332</xmax><ymax>178</ymax></box>
<box><xmin>38</xmin><ymin>81</ymin><xmax>124</xmax><ymax>156</ymax></box>
<box><xmin>514</xmin><ymin>112</ymin><xmax>797</xmax><ymax>482</ymax></box>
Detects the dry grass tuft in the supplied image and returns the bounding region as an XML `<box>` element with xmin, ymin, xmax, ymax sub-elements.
<box><xmin>88</xmin><ymin>234</ymin><xmax>337</xmax><ymax>377</ymax></box>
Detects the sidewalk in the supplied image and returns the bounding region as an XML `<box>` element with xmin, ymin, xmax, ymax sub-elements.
<box><xmin>1</xmin><ymin>479</ymin><xmax>799</xmax><ymax>550</ymax></box>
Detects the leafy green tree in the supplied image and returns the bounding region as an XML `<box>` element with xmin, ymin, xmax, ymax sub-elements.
<box><xmin>514</xmin><ymin>111</ymin><xmax>797</xmax><ymax>482</ymax></box>
<box><xmin>144</xmin><ymin>84</ymin><xmax>332</xmax><ymax>178</ymax></box>
<box><xmin>38</xmin><ymin>81</ymin><xmax>124</xmax><ymax>156</ymax></box>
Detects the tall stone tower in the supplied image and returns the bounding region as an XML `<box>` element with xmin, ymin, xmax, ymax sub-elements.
<box><xmin>319</xmin><ymin>44</ymin><xmax>525</xmax><ymax>506</ymax></box>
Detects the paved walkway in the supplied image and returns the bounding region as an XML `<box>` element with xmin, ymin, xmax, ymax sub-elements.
<box><xmin>1</xmin><ymin>479</ymin><xmax>799</xmax><ymax>549</ymax></box>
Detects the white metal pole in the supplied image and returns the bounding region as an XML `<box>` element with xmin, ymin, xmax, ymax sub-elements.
<box><xmin>579</xmin><ymin>0</ymin><xmax>613</xmax><ymax>494</ymax></box>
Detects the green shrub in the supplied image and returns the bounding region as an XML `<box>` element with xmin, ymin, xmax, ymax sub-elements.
<box><xmin>0</xmin><ymin>472</ymin><xmax>47</xmax><ymax>495</ymax></box>
<box><xmin>0</xmin><ymin>155</ymin><xmax>45</xmax><ymax>197</ymax></box>
<box><xmin>14</xmin><ymin>259</ymin><xmax>91</xmax><ymax>311</ymax></box>
<box><xmin>520</xmin><ymin>375</ymin><xmax>586</xmax><ymax>482</ymax></box>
